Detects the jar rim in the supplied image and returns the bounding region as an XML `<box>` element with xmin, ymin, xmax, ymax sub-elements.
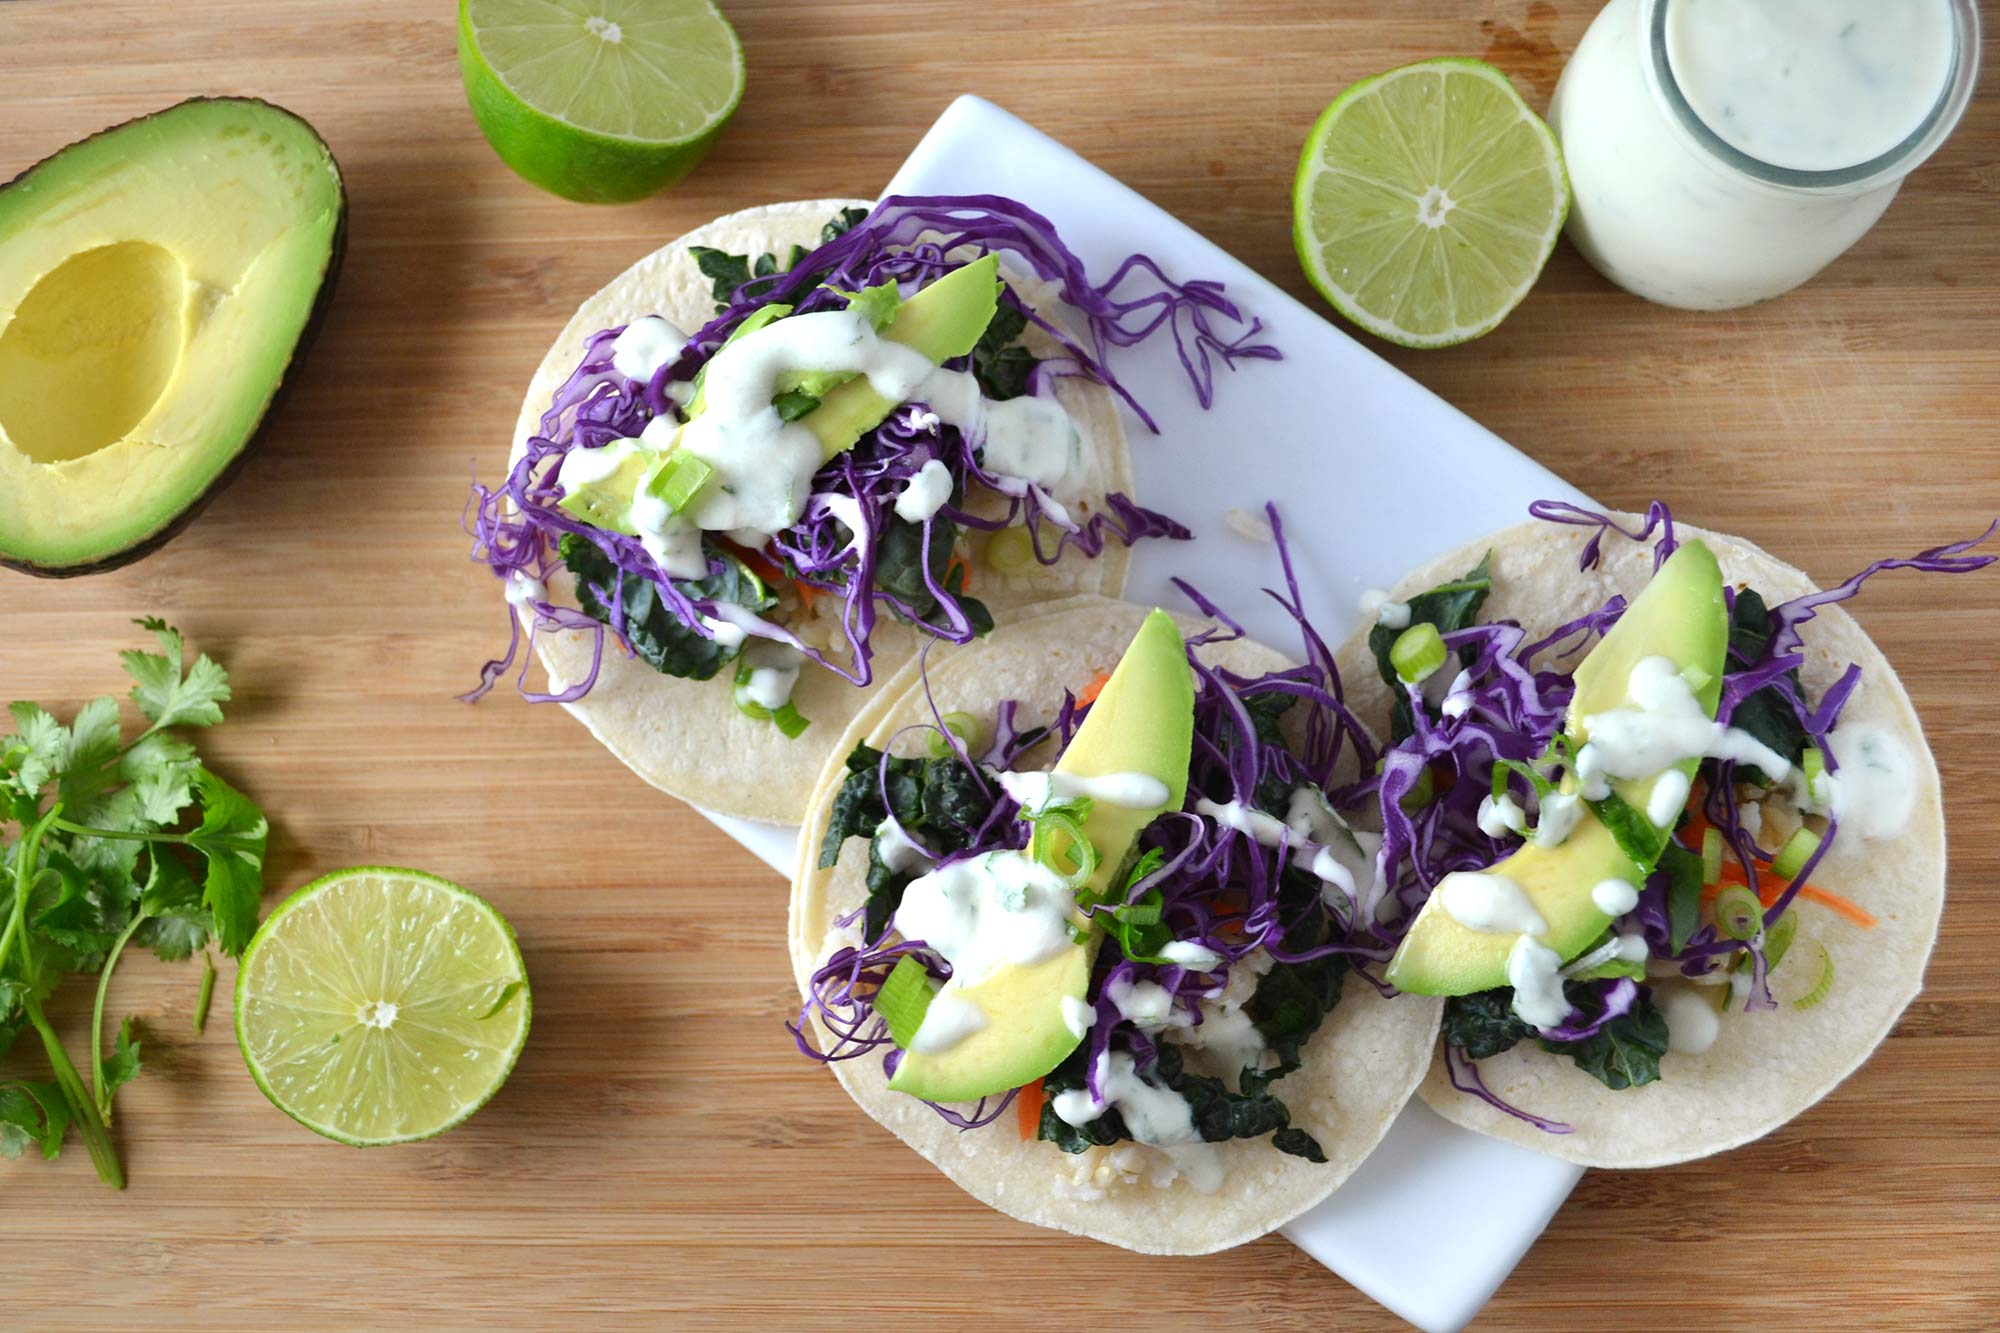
<box><xmin>1642</xmin><ymin>0</ymin><xmax>1982</xmax><ymax>191</ymax></box>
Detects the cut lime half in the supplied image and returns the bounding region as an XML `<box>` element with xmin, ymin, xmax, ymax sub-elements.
<box><xmin>1293</xmin><ymin>58</ymin><xmax>1568</xmax><ymax>348</ymax></box>
<box><xmin>235</xmin><ymin>867</ymin><xmax>531</xmax><ymax>1147</ymax></box>
<box><xmin>458</xmin><ymin>0</ymin><xmax>745</xmax><ymax>203</ymax></box>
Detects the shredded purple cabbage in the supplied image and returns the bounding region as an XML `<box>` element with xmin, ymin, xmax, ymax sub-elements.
<box><xmin>793</xmin><ymin>504</ymin><xmax>1391</xmax><ymax>1133</ymax></box>
<box><xmin>465</xmin><ymin>195</ymin><xmax>1271</xmax><ymax>704</ymax></box>
<box><xmin>1389</xmin><ymin>501</ymin><xmax>1997</xmax><ymax>1129</ymax></box>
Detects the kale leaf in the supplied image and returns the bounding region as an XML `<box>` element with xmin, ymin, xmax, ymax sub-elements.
<box><xmin>1724</xmin><ymin>587</ymin><xmax>1807</xmax><ymax>786</ymax></box>
<box><xmin>1037</xmin><ymin>1042</ymin><xmax>1325</xmax><ymax>1162</ymax></box>
<box><xmin>1441</xmin><ymin>989</ymin><xmax>1533</xmax><ymax>1060</ymax></box>
<box><xmin>1539</xmin><ymin>990</ymin><xmax>1668</xmax><ymax>1091</ymax></box>
<box><xmin>970</xmin><ymin>299</ymin><xmax>1038</xmax><ymax>402</ymax></box>
<box><xmin>816</xmin><ymin>741</ymin><xmax>1000</xmax><ymax>941</ymax></box>
<box><xmin>875</xmin><ymin>517</ymin><xmax>993</xmax><ymax>638</ymax></box>
<box><xmin>1657</xmin><ymin>838</ymin><xmax>1705</xmax><ymax>955</ymax></box>
<box><xmin>1368</xmin><ymin>554</ymin><xmax>1493</xmax><ymax>741</ymax></box>
<box><xmin>689</xmin><ymin>241</ymin><xmax>809</xmax><ymax>311</ymax></box>
<box><xmin>561</xmin><ymin>534</ymin><xmax>774</xmax><ymax>683</ymax></box>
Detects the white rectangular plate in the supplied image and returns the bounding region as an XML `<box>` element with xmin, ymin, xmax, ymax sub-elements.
<box><xmin>706</xmin><ymin>95</ymin><xmax>1586</xmax><ymax>1332</ymax></box>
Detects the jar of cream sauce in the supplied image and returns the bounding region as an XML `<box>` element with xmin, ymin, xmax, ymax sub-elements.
<box><xmin>1551</xmin><ymin>0</ymin><xmax>1980</xmax><ymax>310</ymax></box>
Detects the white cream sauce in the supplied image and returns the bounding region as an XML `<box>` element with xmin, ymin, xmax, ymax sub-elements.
<box><xmin>908</xmin><ymin>992</ymin><xmax>987</xmax><ymax>1054</ymax></box>
<box><xmin>892</xmin><ymin>851</ymin><xmax>1077</xmax><ymax>991</ymax></box>
<box><xmin>610</xmin><ymin>314</ymin><xmax>688</xmax><ymax>385</ymax></box>
<box><xmin>1826</xmin><ymin>722</ymin><xmax>1918</xmax><ymax>840</ymax></box>
<box><xmin>873</xmin><ymin>817</ymin><xmax>932</xmax><ymax>876</ymax></box>
<box><xmin>738</xmin><ymin>639</ymin><xmax>801</xmax><ymax>710</ymax></box>
<box><xmin>998</xmin><ymin>769</ymin><xmax>1172</xmax><ymax>815</ymax></box>
<box><xmin>1061</xmin><ymin>994</ymin><xmax>1097</xmax><ymax>1041</ymax></box>
<box><xmin>1438</xmin><ymin>872</ymin><xmax>1549</xmax><ymax>937</ymax></box>
<box><xmin>1159</xmin><ymin>940</ymin><xmax>1224</xmax><ymax>973</ymax></box>
<box><xmin>893</xmin><ymin>457</ymin><xmax>955</xmax><ymax>523</ymax></box>
<box><xmin>1657</xmin><ymin>982</ymin><xmax>1722</xmax><ymax>1055</ymax></box>
<box><xmin>1506</xmin><ymin>936</ymin><xmax>1572</xmax><ymax>1030</ymax></box>
<box><xmin>1590</xmin><ymin>877</ymin><xmax>1641</xmax><ymax>917</ymax></box>
<box><xmin>1578</xmin><ymin>655</ymin><xmax>1795</xmax><ymax>791</ymax></box>
<box><xmin>1477</xmin><ymin>792</ymin><xmax>1529</xmax><ymax>840</ymax></box>
<box><xmin>1195</xmin><ymin>798</ymin><xmax>1290</xmax><ymax>847</ymax></box>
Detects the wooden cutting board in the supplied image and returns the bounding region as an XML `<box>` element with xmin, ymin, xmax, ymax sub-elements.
<box><xmin>3</xmin><ymin>2</ymin><xmax>1996</xmax><ymax>1328</ymax></box>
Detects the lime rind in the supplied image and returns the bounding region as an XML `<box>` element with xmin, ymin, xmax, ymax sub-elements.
<box><xmin>235</xmin><ymin>866</ymin><xmax>531</xmax><ymax>1148</ymax></box>
<box><xmin>1293</xmin><ymin>58</ymin><xmax>1569</xmax><ymax>349</ymax></box>
<box><xmin>458</xmin><ymin>0</ymin><xmax>745</xmax><ymax>203</ymax></box>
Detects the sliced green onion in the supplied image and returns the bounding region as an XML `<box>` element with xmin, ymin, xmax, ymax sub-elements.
<box><xmin>731</xmin><ymin>662</ymin><xmax>810</xmax><ymax>737</ymax></box>
<box><xmin>874</xmin><ymin>955</ymin><xmax>936</xmax><ymax>1049</ymax></box>
<box><xmin>1802</xmin><ymin>744</ymin><xmax>1827</xmax><ymax>794</ymax></box>
<box><xmin>985</xmin><ymin>526</ymin><xmax>1036</xmax><ymax>576</ymax></box>
<box><xmin>1713</xmin><ymin>884</ymin><xmax>1764</xmax><ymax>941</ymax></box>
<box><xmin>1701</xmin><ymin>827</ymin><xmax>1724</xmax><ymax>886</ymax></box>
<box><xmin>646</xmin><ymin>449</ymin><xmax>713</xmax><ymax>513</ymax></box>
<box><xmin>770</xmin><ymin>703</ymin><xmax>811</xmax><ymax>739</ymax></box>
<box><xmin>1762</xmin><ymin>910</ymin><xmax>1798</xmax><ymax>973</ymax></box>
<box><xmin>1030</xmin><ymin>804</ymin><xmax>1099</xmax><ymax>892</ymax></box>
<box><xmin>1390</xmin><ymin>622</ymin><xmax>1447</xmax><ymax>684</ymax></box>
<box><xmin>927</xmin><ymin>711</ymin><xmax>980</xmax><ymax>758</ymax></box>
<box><xmin>1792</xmin><ymin>940</ymin><xmax>1835</xmax><ymax>1009</ymax></box>
<box><xmin>1116</xmin><ymin>900</ymin><xmax>1162</xmax><ymax>927</ymax></box>
<box><xmin>1773</xmin><ymin>827</ymin><xmax>1822</xmax><ymax>882</ymax></box>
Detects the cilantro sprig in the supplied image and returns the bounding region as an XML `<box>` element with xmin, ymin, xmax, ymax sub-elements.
<box><xmin>0</xmin><ymin>619</ymin><xmax>267</xmax><ymax>1186</ymax></box>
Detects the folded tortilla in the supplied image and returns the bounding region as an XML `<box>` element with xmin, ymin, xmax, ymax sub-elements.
<box><xmin>789</xmin><ymin>597</ymin><xmax>1441</xmax><ymax>1252</ymax></box>
<box><xmin>1334</xmin><ymin>517</ymin><xmax>1944</xmax><ymax>1167</ymax></box>
<box><xmin>507</xmin><ymin>200</ymin><xmax>1138</xmax><ymax>823</ymax></box>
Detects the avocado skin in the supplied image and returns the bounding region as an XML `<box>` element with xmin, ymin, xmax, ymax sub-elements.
<box><xmin>0</xmin><ymin>98</ymin><xmax>348</xmax><ymax>579</ymax></box>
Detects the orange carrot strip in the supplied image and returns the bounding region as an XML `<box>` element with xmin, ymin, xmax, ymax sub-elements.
<box><xmin>1077</xmin><ymin>671</ymin><xmax>1112</xmax><ymax>706</ymax></box>
<box><xmin>1798</xmin><ymin>885</ymin><xmax>1878</xmax><ymax>930</ymax></box>
<box><xmin>1704</xmin><ymin>861</ymin><xmax>1875</xmax><ymax>929</ymax></box>
<box><xmin>1018</xmin><ymin>1077</ymin><xmax>1045</xmax><ymax>1141</ymax></box>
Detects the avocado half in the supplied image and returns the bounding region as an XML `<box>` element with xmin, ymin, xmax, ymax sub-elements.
<box><xmin>0</xmin><ymin>98</ymin><xmax>347</xmax><ymax>576</ymax></box>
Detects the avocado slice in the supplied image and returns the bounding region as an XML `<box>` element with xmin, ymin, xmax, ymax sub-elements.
<box><xmin>888</xmin><ymin>609</ymin><xmax>1195</xmax><ymax>1104</ymax></box>
<box><xmin>1385</xmin><ymin>540</ymin><xmax>1728</xmax><ymax>995</ymax></box>
<box><xmin>801</xmin><ymin>253</ymin><xmax>998</xmax><ymax>460</ymax></box>
<box><xmin>0</xmin><ymin>98</ymin><xmax>345</xmax><ymax>577</ymax></box>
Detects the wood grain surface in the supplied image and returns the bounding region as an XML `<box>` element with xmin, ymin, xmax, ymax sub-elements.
<box><xmin>3</xmin><ymin>2</ymin><xmax>1997</xmax><ymax>1328</ymax></box>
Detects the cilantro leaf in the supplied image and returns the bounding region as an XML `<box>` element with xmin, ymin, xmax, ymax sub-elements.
<box><xmin>122</xmin><ymin>618</ymin><xmax>230</xmax><ymax>730</ymax></box>
<box><xmin>186</xmin><ymin>767</ymin><xmax>267</xmax><ymax>956</ymax></box>
<box><xmin>6</xmin><ymin>701</ymin><xmax>66</xmax><ymax>796</ymax></box>
<box><xmin>101</xmin><ymin>1018</ymin><xmax>142</xmax><ymax>1103</ymax></box>
<box><xmin>0</xmin><ymin>1081</ymin><xmax>71</xmax><ymax>1161</ymax></box>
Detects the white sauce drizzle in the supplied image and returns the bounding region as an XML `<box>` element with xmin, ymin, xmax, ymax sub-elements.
<box><xmin>1052</xmin><ymin>1050</ymin><xmax>1224</xmax><ymax>1193</ymax></box>
<box><xmin>918</xmin><ymin>367</ymin><xmax>1080</xmax><ymax>493</ymax></box>
<box><xmin>1579</xmin><ymin>655</ymin><xmax>1795</xmax><ymax>789</ymax></box>
<box><xmin>1360</xmin><ymin>588</ymin><xmax>1412</xmax><ymax>629</ymax></box>
<box><xmin>1826</xmin><ymin>722</ymin><xmax>1918</xmax><ymax>841</ymax></box>
<box><xmin>1532</xmin><ymin>790</ymin><xmax>1585</xmax><ymax>849</ymax></box>
<box><xmin>1646</xmin><ymin>768</ymin><xmax>1692</xmax><ymax>829</ymax></box>
<box><xmin>738</xmin><ymin>639</ymin><xmax>802</xmax><ymax>710</ymax></box>
<box><xmin>1438</xmin><ymin>872</ymin><xmax>1549</xmax><ymax>936</ymax></box>
<box><xmin>1477</xmin><ymin>792</ymin><xmax>1529</xmax><ymax>839</ymax></box>
<box><xmin>1506</xmin><ymin>936</ymin><xmax>1571</xmax><ymax>1029</ymax></box>
<box><xmin>907</xmin><ymin>992</ymin><xmax>986</xmax><ymax>1054</ymax></box>
<box><xmin>1657</xmin><ymin>984</ymin><xmax>1721</xmax><ymax>1055</ymax></box>
<box><xmin>1061</xmin><ymin>995</ymin><xmax>1097</xmax><ymax>1041</ymax></box>
<box><xmin>1106</xmin><ymin>974</ymin><xmax>1182</xmax><ymax>1029</ymax></box>
<box><xmin>1159</xmin><ymin>940</ymin><xmax>1224</xmax><ymax>972</ymax></box>
<box><xmin>503</xmin><ymin>570</ymin><xmax>546</xmax><ymax>608</ymax></box>
<box><xmin>1590</xmin><ymin>877</ymin><xmax>1641</xmax><ymax>917</ymax></box>
<box><xmin>892</xmin><ymin>851</ymin><xmax>1077</xmax><ymax>992</ymax></box>
<box><xmin>610</xmin><ymin>314</ymin><xmax>688</xmax><ymax>385</ymax></box>
<box><xmin>1195</xmin><ymin>798</ymin><xmax>1290</xmax><ymax>847</ymax></box>
<box><xmin>893</xmin><ymin>457</ymin><xmax>954</xmax><ymax>524</ymax></box>
<box><xmin>873</xmin><ymin>817</ymin><xmax>932</xmax><ymax>876</ymax></box>
<box><xmin>998</xmin><ymin>769</ymin><xmax>1171</xmax><ymax>815</ymax></box>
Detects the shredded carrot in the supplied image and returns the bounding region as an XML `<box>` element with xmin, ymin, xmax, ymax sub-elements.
<box><xmin>948</xmin><ymin>555</ymin><xmax>973</xmax><ymax>592</ymax></box>
<box><xmin>1018</xmin><ymin>1077</ymin><xmax>1045</xmax><ymax>1140</ymax></box>
<box><xmin>1704</xmin><ymin>861</ymin><xmax>1877</xmax><ymax>930</ymax></box>
<box><xmin>1077</xmin><ymin>671</ymin><xmax>1112</xmax><ymax>706</ymax></box>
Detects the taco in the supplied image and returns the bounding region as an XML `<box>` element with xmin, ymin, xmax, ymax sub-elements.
<box><xmin>788</xmin><ymin>594</ymin><xmax>1440</xmax><ymax>1253</ymax></box>
<box><xmin>1329</xmin><ymin>502</ymin><xmax>1994</xmax><ymax>1166</ymax></box>
<box><xmin>465</xmin><ymin>195</ymin><xmax>1273</xmax><ymax>823</ymax></box>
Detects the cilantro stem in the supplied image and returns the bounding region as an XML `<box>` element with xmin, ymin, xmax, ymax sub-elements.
<box><xmin>91</xmin><ymin>908</ymin><xmax>148</xmax><ymax>1122</ymax></box>
<box><xmin>47</xmin><ymin>817</ymin><xmax>190</xmax><ymax>846</ymax></box>
<box><xmin>0</xmin><ymin>805</ymin><xmax>60</xmax><ymax>979</ymax></box>
<box><xmin>23</xmin><ymin>997</ymin><xmax>123</xmax><ymax>1189</ymax></box>
<box><xmin>193</xmin><ymin>956</ymin><xmax>216</xmax><ymax>1034</ymax></box>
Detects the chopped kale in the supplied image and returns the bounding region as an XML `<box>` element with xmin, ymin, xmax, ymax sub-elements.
<box><xmin>561</xmin><ymin>533</ymin><xmax>773</xmax><ymax>682</ymax></box>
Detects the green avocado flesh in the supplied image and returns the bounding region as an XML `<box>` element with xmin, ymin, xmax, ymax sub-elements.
<box><xmin>0</xmin><ymin>98</ymin><xmax>345</xmax><ymax>576</ymax></box>
<box><xmin>1385</xmin><ymin>540</ymin><xmax>1728</xmax><ymax>995</ymax></box>
<box><xmin>888</xmin><ymin>609</ymin><xmax>1195</xmax><ymax>1104</ymax></box>
<box><xmin>802</xmin><ymin>253</ymin><xmax>998</xmax><ymax>459</ymax></box>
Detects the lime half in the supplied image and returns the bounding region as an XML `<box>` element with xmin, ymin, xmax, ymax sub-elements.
<box><xmin>236</xmin><ymin>867</ymin><xmax>531</xmax><ymax>1147</ymax></box>
<box><xmin>458</xmin><ymin>0</ymin><xmax>745</xmax><ymax>203</ymax></box>
<box><xmin>1293</xmin><ymin>58</ymin><xmax>1568</xmax><ymax>348</ymax></box>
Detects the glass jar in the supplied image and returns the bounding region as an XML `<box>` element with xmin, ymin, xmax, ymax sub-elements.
<box><xmin>1550</xmin><ymin>0</ymin><xmax>1981</xmax><ymax>310</ymax></box>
